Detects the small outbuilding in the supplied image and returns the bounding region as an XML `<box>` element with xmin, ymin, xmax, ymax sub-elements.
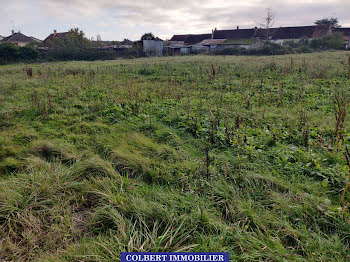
<box><xmin>140</xmin><ymin>38</ymin><xmax>163</xmax><ymax>56</ymax></box>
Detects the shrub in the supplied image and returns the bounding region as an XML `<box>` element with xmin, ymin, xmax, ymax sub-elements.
<box><xmin>0</xmin><ymin>43</ymin><xmax>38</xmax><ymax>63</ymax></box>
<box><xmin>310</xmin><ymin>32</ymin><xmax>344</xmax><ymax>50</ymax></box>
<box><xmin>210</xmin><ymin>43</ymin><xmax>295</xmax><ymax>56</ymax></box>
<box><xmin>211</xmin><ymin>47</ymin><xmax>247</xmax><ymax>55</ymax></box>
<box><xmin>0</xmin><ymin>43</ymin><xmax>20</xmax><ymax>62</ymax></box>
<box><xmin>295</xmin><ymin>46</ymin><xmax>314</xmax><ymax>53</ymax></box>
<box><xmin>255</xmin><ymin>43</ymin><xmax>295</xmax><ymax>55</ymax></box>
<box><xmin>18</xmin><ymin>46</ymin><xmax>39</xmax><ymax>60</ymax></box>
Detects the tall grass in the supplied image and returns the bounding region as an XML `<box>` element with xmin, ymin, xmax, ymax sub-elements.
<box><xmin>0</xmin><ymin>51</ymin><xmax>349</xmax><ymax>261</ymax></box>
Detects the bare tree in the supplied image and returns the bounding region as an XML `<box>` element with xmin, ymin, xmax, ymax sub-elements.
<box><xmin>260</xmin><ymin>8</ymin><xmax>276</xmax><ymax>42</ymax></box>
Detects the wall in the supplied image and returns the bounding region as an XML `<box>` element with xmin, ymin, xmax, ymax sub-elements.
<box><xmin>17</xmin><ymin>42</ymin><xmax>29</xmax><ymax>47</ymax></box>
<box><xmin>191</xmin><ymin>45</ymin><xmax>208</xmax><ymax>52</ymax></box>
<box><xmin>180</xmin><ymin>47</ymin><xmax>190</xmax><ymax>54</ymax></box>
<box><xmin>5</xmin><ymin>41</ymin><xmax>30</xmax><ymax>47</ymax></box>
<box><xmin>143</xmin><ymin>40</ymin><xmax>163</xmax><ymax>56</ymax></box>
<box><xmin>167</xmin><ymin>41</ymin><xmax>185</xmax><ymax>47</ymax></box>
<box><xmin>217</xmin><ymin>44</ymin><xmax>250</xmax><ymax>50</ymax></box>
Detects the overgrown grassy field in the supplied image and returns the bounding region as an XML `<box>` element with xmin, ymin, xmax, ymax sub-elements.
<box><xmin>0</xmin><ymin>52</ymin><xmax>350</xmax><ymax>261</ymax></box>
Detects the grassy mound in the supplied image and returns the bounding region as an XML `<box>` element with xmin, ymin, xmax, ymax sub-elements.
<box><xmin>29</xmin><ymin>140</ymin><xmax>78</xmax><ymax>165</ymax></box>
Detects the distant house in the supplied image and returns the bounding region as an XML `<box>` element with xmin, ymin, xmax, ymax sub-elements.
<box><xmin>168</xmin><ymin>30</ymin><xmax>260</xmax><ymax>52</ymax></box>
<box><xmin>168</xmin><ymin>34</ymin><xmax>211</xmax><ymax>46</ymax></box>
<box><xmin>165</xmin><ymin>35</ymin><xmax>188</xmax><ymax>55</ymax></box>
<box><xmin>1</xmin><ymin>31</ymin><xmax>40</xmax><ymax>47</ymax></box>
<box><xmin>42</xmin><ymin>30</ymin><xmax>70</xmax><ymax>47</ymax></box>
<box><xmin>261</xmin><ymin>26</ymin><xmax>316</xmax><ymax>43</ymax></box>
<box><xmin>168</xmin><ymin>29</ymin><xmax>261</xmax><ymax>53</ymax></box>
<box><xmin>265</xmin><ymin>25</ymin><xmax>331</xmax><ymax>43</ymax></box>
<box><xmin>211</xmin><ymin>25</ymin><xmax>331</xmax><ymax>45</ymax></box>
<box><xmin>165</xmin><ymin>33</ymin><xmax>212</xmax><ymax>55</ymax></box>
<box><xmin>169</xmin><ymin>25</ymin><xmax>350</xmax><ymax>55</ymax></box>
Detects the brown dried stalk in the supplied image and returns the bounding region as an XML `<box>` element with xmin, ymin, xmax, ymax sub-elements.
<box><xmin>333</xmin><ymin>93</ymin><xmax>348</xmax><ymax>145</ymax></box>
<box><xmin>341</xmin><ymin>147</ymin><xmax>350</xmax><ymax>211</ymax></box>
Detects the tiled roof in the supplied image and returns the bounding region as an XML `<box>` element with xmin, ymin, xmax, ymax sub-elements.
<box><xmin>184</xmin><ymin>34</ymin><xmax>211</xmax><ymax>45</ymax></box>
<box><xmin>334</xmin><ymin>28</ymin><xmax>350</xmax><ymax>36</ymax></box>
<box><xmin>43</xmin><ymin>32</ymin><xmax>70</xmax><ymax>46</ymax></box>
<box><xmin>269</xmin><ymin>26</ymin><xmax>317</xmax><ymax>39</ymax></box>
<box><xmin>1</xmin><ymin>32</ymin><xmax>34</xmax><ymax>43</ymax></box>
<box><xmin>218</xmin><ymin>38</ymin><xmax>257</xmax><ymax>45</ymax></box>
<box><xmin>170</xmin><ymin>34</ymin><xmax>190</xmax><ymax>41</ymax></box>
<box><xmin>196</xmin><ymin>39</ymin><xmax>226</xmax><ymax>45</ymax></box>
<box><xmin>212</xmin><ymin>25</ymin><xmax>331</xmax><ymax>41</ymax></box>
<box><xmin>213</xmin><ymin>29</ymin><xmax>255</xmax><ymax>39</ymax></box>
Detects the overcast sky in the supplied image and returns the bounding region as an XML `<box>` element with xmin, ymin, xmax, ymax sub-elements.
<box><xmin>0</xmin><ymin>0</ymin><xmax>349</xmax><ymax>41</ymax></box>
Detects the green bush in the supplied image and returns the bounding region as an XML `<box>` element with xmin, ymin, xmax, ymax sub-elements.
<box><xmin>310</xmin><ymin>32</ymin><xmax>344</xmax><ymax>50</ymax></box>
<box><xmin>18</xmin><ymin>46</ymin><xmax>38</xmax><ymax>60</ymax></box>
<box><xmin>210</xmin><ymin>43</ymin><xmax>295</xmax><ymax>56</ymax></box>
<box><xmin>0</xmin><ymin>43</ymin><xmax>38</xmax><ymax>63</ymax></box>
<box><xmin>43</xmin><ymin>48</ymin><xmax>118</xmax><ymax>61</ymax></box>
<box><xmin>0</xmin><ymin>43</ymin><xmax>20</xmax><ymax>61</ymax></box>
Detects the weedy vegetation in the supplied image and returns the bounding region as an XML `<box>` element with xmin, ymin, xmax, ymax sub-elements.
<box><xmin>0</xmin><ymin>52</ymin><xmax>350</xmax><ymax>261</ymax></box>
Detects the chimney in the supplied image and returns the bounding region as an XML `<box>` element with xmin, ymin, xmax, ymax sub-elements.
<box><xmin>237</xmin><ymin>25</ymin><xmax>239</xmax><ymax>30</ymax></box>
<box><xmin>11</xmin><ymin>30</ymin><xmax>14</xmax><ymax>35</ymax></box>
<box><xmin>54</xmin><ymin>30</ymin><xmax>57</xmax><ymax>36</ymax></box>
<box><xmin>211</xmin><ymin>27</ymin><xmax>217</xmax><ymax>39</ymax></box>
